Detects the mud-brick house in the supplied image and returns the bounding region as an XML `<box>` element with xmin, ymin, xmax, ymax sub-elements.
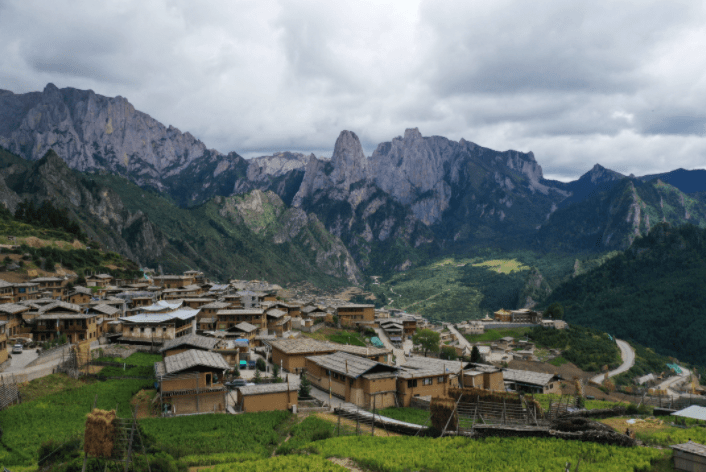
<box><xmin>66</xmin><ymin>287</ymin><xmax>93</xmax><ymax>305</ymax></box>
<box><xmin>237</xmin><ymin>382</ymin><xmax>298</xmax><ymax>413</ymax></box>
<box><xmin>160</xmin><ymin>333</ymin><xmax>220</xmax><ymax>357</ymax></box>
<box><xmin>502</xmin><ymin>369</ymin><xmax>561</xmax><ymax>394</ymax></box>
<box><xmin>305</xmin><ymin>351</ymin><xmax>399</xmax><ymax>409</ymax></box>
<box><xmin>31</xmin><ymin>301</ymin><xmax>100</xmax><ymax>343</ymax></box>
<box><xmin>336</xmin><ymin>304</ymin><xmax>375</xmax><ymax>327</ymax></box>
<box><xmin>118</xmin><ymin>309</ymin><xmax>198</xmax><ymax>346</ymax></box>
<box><xmin>13</xmin><ymin>283</ymin><xmax>39</xmax><ymax>302</ymax></box>
<box><xmin>0</xmin><ymin>303</ymin><xmax>30</xmax><ymax>338</ymax></box>
<box><xmin>30</xmin><ymin>277</ymin><xmax>65</xmax><ymax>299</ymax></box>
<box><xmin>0</xmin><ymin>281</ymin><xmax>14</xmax><ymax>303</ymax></box>
<box><xmin>461</xmin><ymin>364</ymin><xmax>505</xmax><ymax>391</ymax></box>
<box><xmin>216</xmin><ymin>309</ymin><xmax>266</xmax><ymax>330</ymax></box>
<box><xmin>270</xmin><ymin>338</ymin><xmax>337</xmax><ymax>374</ymax></box>
<box><xmin>86</xmin><ymin>274</ymin><xmax>113</xmax><ymax>287</ymax></box>
<box><xmin>154</xmin><ymin>349</ymin><xmax>231</xmax><ymax>415</ymax></box>
<box><xmin>266</xmin><ymin>309</ymin><xmax>291</xmax><ymax>336</ymax></box>
<box><xmin>396</xmin><ymin>365</ymin><xmax>451</xmax><ymax>406</ymax></box>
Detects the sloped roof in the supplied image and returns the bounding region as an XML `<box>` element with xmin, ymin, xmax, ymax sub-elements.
<box><xmin>142</xmin><ymin>300</ymin><xmax>183</xmax><ymax>312</ymax></box>
<box><xmin>39</xmin><ymin>301</ymin><xmax>82</xmax><ymax>314</ymax></box>
<box><xmin>90</xmin><ymin>304</ymin><xmax>120</xmax><ymax>316</ymax></box>
<box><xmin>0</xmin><ymin>303</ymin><xmax>30</xmax><ymax>315</ymax></box>
<box><xmin>502</xmin><ymin>369</ymin><xmax>557</xmax><ymax>387</ymax></box>
<box><xmin>201</xmin><ymin>302</ymin><xmax>232</xmax><ymax>309</ymax></box>
<box><xmin>306</xmin><ymin>351</ymin><xmax>398</xmax><ymax>379</ymax></box>
<box><xmin>162</xmin><ymin>349</ymin><xmax>230</xmax><ymax>374</ymax></box>
<box><xmin>230</xmin><ymin>321</ymin><xmax>258</xmax><ymax>333</ymax></box>
<box><xmin>119</xmin><ymin>308</ymin><xmax>199</xmax><ymax>323</ymax></box>
<box><xmin>671</xmin><ymin>440</ymin><xmax>706</xmax><ymax>457</ymax></box>
<box><xmin>238</xmin><ymin>382</ymin><xmax>299</xmax><ymax>396</ymax></box>
<box><xmin>672</xmin><ymin>405</ymin><xmax>706</xmax><ymax>422</ymax></box>
<box><xmin>402</xmin><ymin>356</ymin><xmax>470</xmax><ymax>374</ymax></box>
<box><xmin>266</xmin><ymin>309</ymin><xmax>287</xmax><ymax>318</ymax></box>
<box><xmin>160</xmin><ymin>334</ymin><xmax>219</xmax><ymax>352</ymax></box>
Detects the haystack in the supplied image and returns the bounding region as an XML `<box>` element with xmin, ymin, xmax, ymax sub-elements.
<box><xmin>430</xmin><ymin>397</ymin><xmax>457</xmax><ymax>432</ymax></box>
<box><xmin>84</xmin><ymin>409</ymin><xmax>117</xmax><ymax>458</ymax></box>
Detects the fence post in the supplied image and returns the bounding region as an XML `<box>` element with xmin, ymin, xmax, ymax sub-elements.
<box><xmin>356</xmin><ymin>406</ymin><xmax>360</xmax><ymax>435</ymax></box>
<box><xmin>371</xmin><ymin>395</ymin><xmax>376</xmax><ymax>437</ymax></box>
<box><xmin>337</xmin><ymin>413</ymin><xmax>341</xmax><ymax>436</ymax></box>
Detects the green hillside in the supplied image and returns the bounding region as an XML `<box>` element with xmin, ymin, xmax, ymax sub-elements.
<box><xmin>367</xmin><ymin>249</ymin><xmax>612</xmax><ymax>323</ymax></box>
<box><xmin>542</xmin><ymin>223</ymin><xmax>706</xmax><ymax>366</ymax></box>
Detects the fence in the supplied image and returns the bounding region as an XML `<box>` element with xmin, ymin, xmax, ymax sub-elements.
<box><xmin>0</xmin><ymin>374</ymin><xmax>24</xmax><ymax>410</ymax></box>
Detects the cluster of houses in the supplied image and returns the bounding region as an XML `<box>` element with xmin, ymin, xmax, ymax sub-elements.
<box><xmin>0</xmin><ymin>269</ymin><xmax>567</xmax><ymax>416</ymax></box>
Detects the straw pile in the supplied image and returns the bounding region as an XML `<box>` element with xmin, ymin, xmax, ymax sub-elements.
<box><xmin>84</xmin><ymin>409</ymin><xmax>117</xmax><ymax>458</ymax></box>
<box><xmin>430</xmin><ymin>397</ymin><xmax>457</xmax><ymax>432</ymax></box>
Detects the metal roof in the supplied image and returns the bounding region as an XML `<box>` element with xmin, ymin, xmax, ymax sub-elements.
<box><xmin>162</xmin><ymin>349</ymin><xmax>230</xmax><ymax>374</ymax></box>
<box><xmin>672</xmin><ymin>405</ymin><xmax>706</xmax><ymax>422</ymax></box>
<box><xmin>142</xmin><ymin>300</ymin><xmax>183</xmax><ymax>312</ymax></box>
<box><xmin>120</xmin><ymin>308</ymin><xmax>199</xmax><ymax>323</ymax></box>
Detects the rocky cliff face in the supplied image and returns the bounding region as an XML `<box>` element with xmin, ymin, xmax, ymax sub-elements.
<box><xmin>0</xmin><ymin>150</ymin><xmax>168</xmax><ymax>263</ymax></box>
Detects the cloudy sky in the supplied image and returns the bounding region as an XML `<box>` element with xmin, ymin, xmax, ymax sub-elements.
<box><xmin>1</xmin><ymin>0</ymin><xmax>706</xmax><ymax>180</ymax></box>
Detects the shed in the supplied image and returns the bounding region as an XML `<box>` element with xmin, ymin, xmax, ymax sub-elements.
<box><xmin>237</xmin><ymin>382</ymin><xmax>298</xmax><ymax>412</ymax></box>
<box><xmin>672</xmin><ymin>441</ymin><xmax>706</xmax><ymax>472</ymax></box>
<box><xmin>672</xmin><ymin>405</ymin><xmax>706</xmax><ymax>422</ymax></box>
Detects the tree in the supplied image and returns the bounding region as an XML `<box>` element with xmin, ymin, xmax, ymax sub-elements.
<box><xmin>299</xmin><ymin>371</ymin><xmax>312</xmax><ymax>398</ymax></box>
<box><xmin>253</xmin><ymin>368</ymin><xmax>262</xmax><ymax>384</ymax></box>
<box><xmin>440</xmin><ymin>346</ymin><xmax>457</xmax><ymax>360</ymax></box>
<box><xmin>470</xmin><ymin>345</ymin><xmax>482</xmax><ymax>363</ymax></box>
<box><xmin>412</xmin><ymin>329</ymin><xmax>440</xmax><ymax>357</ymax></box>
<box><xmin>544</xmin><ymin>302</ymin><xmax>564</xmax><ymax>320</ymax></box>
<box><xmin>272</xmin><ymin>364</ymin><xmax>280</xmax><ymax>379</ymax></box>
<box><xmin>256</xmin><ymin>358</ymin><xmax>266</xmax><ymax>372</ymax></box>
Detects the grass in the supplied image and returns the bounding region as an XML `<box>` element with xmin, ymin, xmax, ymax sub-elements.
<box><xmin>376</xmin><ymin>407</ymin><xmax>430</xmax><ymax>426</ymax></box>
<box><xmin>0</xmin><ymin>378</ymin><xmax>152</xmax><ymax>466</ymax></box>
<box><xmin>276</xmin><ymin>415</ymin><xmax>340</xmax><ymax>455</ymax></box>
<box><xmin>139</xmin><ymin>411</ymin><xmax>292</xmax><ymax>459</ymax></box>
<box><xmin>464</xmin><ymin>327</ymin><xmax>531</xmax><ymax>343</ymax></box>
<box><xmin>326</xmin><ymin>331</ymin><xmax>367</xmax><ymax>347</ymax></box>
<box><xmin>471</xmin><ymin>259</ymin><xmax>530</xmax><ymax>274</ymax></box>
<box><xmin>17</xmin><ymin>373</ymin><xmax>93</xmax><ymax>403</ymax></box>
<box><xmin>94</xmin><ymin>352</ymin><xmax>162</xmax><ymax>366</ymax></box>
<box><xmin>532</xmin><ymin>394</ymin><xmax>626</xmax><ymax>412</ymax></box>
<box><xmin>548</xmin><ymin>356</ymin><xmax>569</xmax><ymax>367</ymax></box>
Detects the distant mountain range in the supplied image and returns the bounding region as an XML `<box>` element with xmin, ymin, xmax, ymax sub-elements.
<box><xmin>1</xmin><ymin>84</ymin><xmax>706</xmax><ymax>281</ymax></box>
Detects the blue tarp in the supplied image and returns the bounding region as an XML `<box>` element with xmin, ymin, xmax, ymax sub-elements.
<box><xmin>370</xmin><ymin>337</ymin><xmax>385</xmax><ymax>348</ymax></box>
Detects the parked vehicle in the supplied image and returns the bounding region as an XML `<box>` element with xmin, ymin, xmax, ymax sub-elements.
<box><xmin>225</xmin><ymin>379</ymin><xmax>248</xmax><ymax>389</ymax></box>
<box><xmin>12</xmin><ymin>344</ymin><xmax>23</xmax><ymax>354</ymax></box>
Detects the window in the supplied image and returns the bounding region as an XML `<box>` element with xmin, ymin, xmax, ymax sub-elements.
<box><xmin>140</xmin><ymin>327</ymin><xmax>145</xmax><ymax>333</ymax></box>
<box><xmin>407</xmin><ymin>379</ymin><xmax>418</xmax><ymax>388</ymax></box>
<box><xmin>422</xmin><ymin>378</ymin><xmax>433</xmax><ymax>386</ymax></box>
<box><xmin>438</xmin><ymin>376</ymin><xmax>445</xmax><ymax>383</ymax></box>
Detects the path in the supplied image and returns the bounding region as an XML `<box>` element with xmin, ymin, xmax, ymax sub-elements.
<box><xmin>373</xmin><ymin>327</ymin><xmax>406</xmax><ymax>366</ymax></box>
<box><xmin>591</xmin><ymin>339</ymin><xmax>635</xmax><ymax>384</ymax></box>
<box><xmin>656</xmin><ymin>367</ymin><xmax>691</xmax><ymax>397</ymax></box>
<box><xmin>1</xmin><ymin>346</ymin><xmax>39</xmax><ymax>373</ymax></box>
<box><xmin>448</xmin><ymin>324</ymin><xmax>472</xmax><ymax>352</ymax></box>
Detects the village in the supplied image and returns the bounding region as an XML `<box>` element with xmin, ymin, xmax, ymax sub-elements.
<box><xmin>0</xmin><ymin>269</ymin><xmax>704</xmax><ymax>471</ymax></box>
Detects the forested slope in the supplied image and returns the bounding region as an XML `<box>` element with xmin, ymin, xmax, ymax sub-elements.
<box><xmin>543</xmin><ymin>223</ymin><xmax>706</xmax><ymax>365</ymax></box>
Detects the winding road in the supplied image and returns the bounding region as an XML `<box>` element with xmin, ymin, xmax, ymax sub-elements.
<box><xmin>591</xmin><ymin>339</ymin><xmax>635</xmax><ymax>384</ymax></box>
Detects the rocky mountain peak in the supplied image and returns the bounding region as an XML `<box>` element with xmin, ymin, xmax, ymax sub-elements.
<box><xmin>403</xmin><ymin>127</ymin><xmax>422</xmax><ymax>141</ymax></box>
<box><xmin>330</xmin><ymin>130</ymin><xmax>369</xmax><ymax>185</ymax></box>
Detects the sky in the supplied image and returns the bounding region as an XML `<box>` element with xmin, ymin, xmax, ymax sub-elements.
<box><xmin>1</xmin><ymin>0</ymin><xmax>706</xmax><ymax>181</ymax></box>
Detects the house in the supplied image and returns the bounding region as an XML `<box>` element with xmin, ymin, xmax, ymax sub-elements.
<box><xmin>13</xmin><ymin>283</ymin><xmax>39</xmax><ymax>302</ymax></box>
<box><xmin>305</xmin><ymin>351</ymin><xmax>399</xmax><ymax>409</ymax></box>
<box><xmin>509</xmin><ymin>309</ymin><xmax>542</xmax><ymax>324</ymax></box>
<box><xmin>67</xmin><ymin>287</ymin><xmax>93</xmax><ymax>305</ymax></box>
<box><xmin>152</xmin><ymin>274</ymin><xmax>196</xmax><ymax>289</ymax></box>
<box><xmin>397</xmin><ymin>365</ymin><xmax>451</xmax><ymax>406</ymax></box>
<box><xmin>141</xmin><ymin>300</ymin><xmax>183</xmax><ymax>313</ymax></box>
<box><xmin>402</xmin><ymin>317</ymin><xmax>417</xmax><ymax>337</ymax></box>
<box><xmin>0</xmin><ymin>280</ymin><xmax>13</xmax><ymax>303</ymax></box>
<box><xmin>671</xmin><ymin>441</ymin><xmax>706</xmax><ymax>472</ymax></box>
<box><xmin>266</xmin><ymin>309</ymin><xmax>292</xmax><ymax>336</ymax></box>
<box><xmin>461</xmin><ymin>364</ymin><xmax>504</xmax><ymax>391</ymax></box>
<box><xmin>336</xmin><ymin>304</ymin><xmax>375</xmax><ymax>327</ymax></box>
<box><xmin>270</xmin><ymin>338</ymin><xmax>337</xmax><ymax>373</ymax></box>
<box><xmin>216</xmin><ymin>309</ymin><xmax>266</xmax><ymax>330</ymax></box>
<box><xmin>31</xmin><ymin>301</ymin><xmax>101</xmax><ymax>343</ymax></box>
<box><xmin>0</xmin><ymin>303</ymin><xmax>30</xmax><ymax>338</ymax></box>
<box><xmin>160</xmin><ymin>333</ymin><xmax>220</xmax><ymax>357</ymax></box>
<box><xmin>86</xmin><ymin>274</ymin><xmax>113</xmax><ymax>287</ymax></box>
<box><xmin>154</xmin><ymin>349</ymin><xmax>230</xmax><ymax>415</ymax></box>
<box><xmin>493</xmin><ymin>309</ymin><xmax>512</xmax><ymax>322</ymax></box>
<box><xmin>380</xmin><ymin>320</ymin><xmax>403</xmax><ymax>337</ymax></box>
<box><xmin>119</xmin><ymin>308</ymin><xmax>199</xmax><ymax>345</ymax></box>
<box><xmin>214</xmin><ymin>339</ymin><xmax>245</xmax><ymax>367</ymax></box>
<box><xmin>402</xmin><ymin>356</ymin><xmax>470</xmax><ymax>388</ymax></box>
<box><xmin>181</xmin><ymin>298</ymin><xmax>215</xmax><ymax>309</ymax></box>
<box><xmin>226</xmin><ymin>321</ymin><xmax>258</xmax><ymax>341</ymax></box>
<box><xmin>30</xmin><ymin>277</ymin><xmax>64</xmax><ymax>299</ymax></box>
<box><xmin>502</xmin><ymin>369</ymin><xmax>561</xmax><ymax>394</ymax></box>
<box><xmin>237</xmin><ymin>382</ymin><xmax>298</xmax><ymax>413</ymax></box>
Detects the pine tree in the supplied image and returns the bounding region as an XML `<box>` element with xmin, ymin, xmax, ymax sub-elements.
<box><xmin>299</xmin><ymin>371</ymin><xmax>311</xmax><ymax>398</ymax></box>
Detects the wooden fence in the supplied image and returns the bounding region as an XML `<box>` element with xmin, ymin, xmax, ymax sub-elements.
<box><xmin>0</xmin><ymin>374</ymin><xmax>25</xmax><ymax>410</ymax></box>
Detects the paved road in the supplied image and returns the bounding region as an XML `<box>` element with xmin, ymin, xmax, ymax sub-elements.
<box><xmin>373</xmin><ymin>327</ymin><xmax>406</xmax><ymax>366</ymax></box>
<box><xmin>2</xmin><ymin>346</ymin><xmax>40</xmax><ymax>373</ymax></box>
<box><xmin>656</xmin><ymin>367</ymin><xmax>691</xmax><ymax>396</ymax></box>
<box><xmin>591</xmin><ymin>339</ymin><xmax>635</xmax><ymax>384</ymax></box>
<box><xmin>448</xmin><ymin>324</ymin><xmax>472</xmax><ymax>352</ymax></box>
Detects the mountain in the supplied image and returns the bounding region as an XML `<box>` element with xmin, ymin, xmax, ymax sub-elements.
<box><xmin>534</xmin><ymin>178</ymin><xmax>706</xmax><ymax>252</ymax></box>
<box><xmin>639</xmin><ymin>168</ymin><xmax>706</xmax><ymax>194</ymax></box>
<box><xmin>542</xmin><ymin>223</ymin><xmax>706</xmax><ymax>366</ymax></box>
<box><xmin>0</xmin><ymin>147</ymin><xmax>361</xmax><ymax>286</ymax></box>
<box><xmin>557</xmin><ymin>164</ymin><xmax>625</xmax><ymax>208</ymax></box>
